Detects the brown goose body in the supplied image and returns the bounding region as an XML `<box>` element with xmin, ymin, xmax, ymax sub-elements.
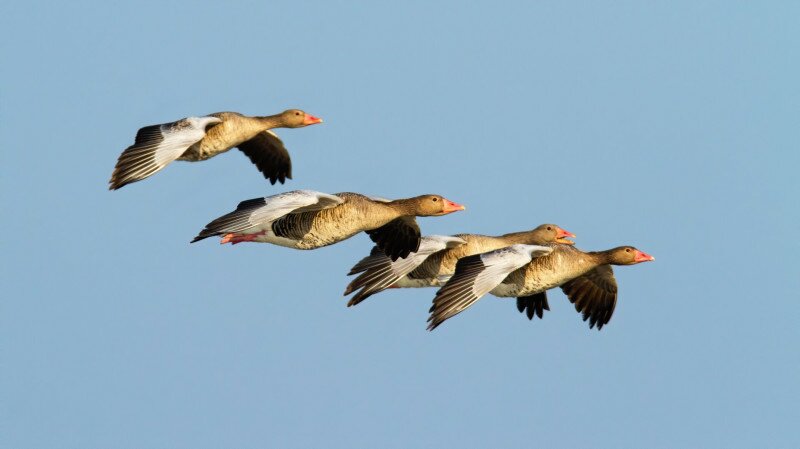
<box><xmin>490</xmin><ymin>244</ymin><xmax>600</xmax><ymax>297</ymax></box>
<box><xmin>429</xmin><ymin>244</ymin><xmax>654</xmax><ymax>330</ymax></box>
<box><xmin>109</xmin><ymin>109</ymin><xmax>321</xmax><ymax>190</ymax></box>
<box><xmin>269</xmin><ymin>193</ymin><xmax>427</xmax><ymax>250</ymax></box>
<box><xmin>178</xmin><ymin>112</ymin><xmax>285</xmax><ymax>161</ymax></box>
<box><xmin>192</xmin><ymin>190</ymin><xmax>465</xmax><ymax>260</ymax></box>
<box><xmin>500</xmin><ymin>244</ymin><xmax>654</xmax><ymax>328</ymax></box>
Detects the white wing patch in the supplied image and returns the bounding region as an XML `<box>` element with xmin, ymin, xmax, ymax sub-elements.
<box><xmin>247</xmin><ymin>190</ymin><xmax>344</xmax><ymax>228</ymax></box>
<box><xmin>428</xmin><ymin>244</ymin><xmax>552</xmax><ymax>329</ymax></box>
<box><xmin>152</xmin><ymin>117</ymin><xmax>220</xmax><ymax>166</ymax></box>
<box><xmin>469</xmin><ymin>245</ymin><xmax>551</xmax><ymax>300</ymax></box>
<box><xmin>109</xmin><ymin>115</ymin><xmax>221</xmax><ymax>189</ymax></box>
<box><xmin>192</xmin><ymin>190</ymin><xmax>344</xmax><ymax>242</ymax></box>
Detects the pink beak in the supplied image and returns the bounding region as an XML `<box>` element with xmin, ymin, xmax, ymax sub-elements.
<box><xmin>441</xmin><ymin>199</ymin><xmax>466</xmax><ymax>214</ymax></box>
<box><xmin>634</xmin><ymin>250</ymin><xmax>655</xmax><ymax>262</ymax></box>
<box><xmin>555</xmin><ymin>226</ymin><xmax>576</xmax><ymax>245</ymax></box>
<box><xmin>303</xmin><ymin>114</ymin><xmax>323</xmax><ymax>125</ymax></box>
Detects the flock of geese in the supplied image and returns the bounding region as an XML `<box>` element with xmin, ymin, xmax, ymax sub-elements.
<box><xmin>109</xmin><ymin>108</ymin><xmax>654</xmax><ymax>331</ymax></box>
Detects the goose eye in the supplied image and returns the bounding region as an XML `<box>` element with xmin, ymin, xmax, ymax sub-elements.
<box><xmin>432</xmin><ymin>197</ymin><xmax>438</xmax><ymax>202</ymax></box>
<box><xmin>625</xmin><ymin>248</ymin><xmax>631</xmax><ymax>252</ymax></box>
<box><xmin>547</xmin><ymin>226</ymin><xmax>552</xmax><ymax>231</ymax></box>
<box><xmin>295</xmin><ymin>112</ymin><xmax>300</xmax><ymax>116</ymax></box>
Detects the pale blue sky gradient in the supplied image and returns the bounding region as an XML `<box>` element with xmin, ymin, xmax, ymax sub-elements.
<box><xmin>2</xmin><ymin>1</ymin><xmax>799</xmax><ymax>448</ymax></box>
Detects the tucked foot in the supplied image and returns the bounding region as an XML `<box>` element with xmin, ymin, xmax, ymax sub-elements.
<box><xmin>220</xmin><ymin>232</ymin><xmax>264</xmax><ymax>245</ymax></box>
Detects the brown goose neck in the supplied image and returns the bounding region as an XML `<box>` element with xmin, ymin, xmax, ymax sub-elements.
<box><xmin>500</xmin><ymin>230</ymin><xmax>539</xmax><ymax>244</ymax></box>
<box><xmin>387</xmin><ymin>198</ymin><xmax>417</xmax><ymax>215</ymax></box>
<box><xmin>586</xmin><ymin>250</ymin><xmax>614</xmax><ymax>265</ymax></box>
<box><xmin>253</xmin><ymin>114</ymin><xmax>283</xmax><ymax>129</ymax></box>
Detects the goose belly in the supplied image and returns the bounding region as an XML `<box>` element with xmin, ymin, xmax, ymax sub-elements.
<box><xmin>489</xmin><ymin>282</ymin><xmax>528</xmax><ymax>298</ymax></box>
<box><xmin>270</xmin><ymin>216</ymin><xmax>365</xmax><ymax>250</ymax></box>
<box><xmin>247</xmin><ymin>228</ymin><xmax>308</xmax><ymax>248</ymax></box>
<box><xmin>186</xmin><ymin>120</ymin><xmax>257</xmax><ymax>160</ymax></box>
<box><xmin>292</xmin><ymin>230</ymin><xmax>360</xmax><ymax>249</ymax></box>
<box><xmin>192</xmin><ymin>136</ymin><xmax>238</xmax><ymax>160</ymax></box>
<box><xmin>492</xmin><ymin>251</ymin><xmax>596</xmax><ymax>298</ymax></box>
<box><xmin>518</xmin><ymin>253</ymin><xmax>595</xmax><ymax>296</ymax></box>
<box><xmin>178</xmin><ymin>132</ymin><xmax>238</xmax><ymax>161</ymax></box>
<box><xmin>489</xmin><ymin>273</ymin><xmax>561</xmax><ymax>298</ymax></box>
<box><xmin>247</xmin><ymin>228</ymin><xmax>357</xmax><ymax>250</ymax></box>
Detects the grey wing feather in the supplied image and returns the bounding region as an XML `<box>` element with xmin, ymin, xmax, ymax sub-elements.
<box><xmin>191</xmin><ymin>190</ymin><xmax>342</xmax><ymax>242</ymax></box>
<box><xmin>347</xmin><ymin>246</ymin><xmax>387</xmax><ymax>276</ymax></box>
<box><xmin>109</xmin><ymin>116</ymin><xmax>220</xmax><ymax>190</ymax></box>
<box><xmin>427</xmin><ymin>245</ymin><xmax>551</xmax><ymax>330</ymax></box>
<box><xmin>344</xmin><ymin>245</ymin><xmax>437</xmax><ymax>306</ymax></box>
<box><xmin>427</xmin><ymin>255</ymin><xmax>488</xmax><ymax>330</ymax></box>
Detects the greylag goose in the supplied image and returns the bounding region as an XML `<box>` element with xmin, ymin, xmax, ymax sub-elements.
<box><xmin>428</xmin><ymin>244</ymin><xmax>654</xmax><ymax>330</ymax></box>
<box><xmin>109</xmin><ymin>110</ymin><xmax>322</xmax><ymax>190</ymax></box>
<box><xmin>344</xmin><ymin>224</ymin><xmax>576</xmax><ymax>306</ymax></box>
<box><xmin>191</xmin><ymin>190</ymin><xmax>465</xmax><ymax>260</ymax></box>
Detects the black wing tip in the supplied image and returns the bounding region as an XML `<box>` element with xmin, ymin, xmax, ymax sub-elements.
<box><xmin>455</xmin><ymin>254</ymin><xmax>483</xmax><ymax>270</ymax></box>
<box><xmin>190</xmin><ymin>231</ymin><xmax>214</xmax><ymax>243</ymax></box>
<box><xmin>108</xmin><ymin>181</ymin><xmax>131</xmax><ymax>190</ymax></box>
<box><xmin>265</xmin><ymin>174</ymin><xmax>288</xmax><ymax>185</ymax></box>
<box><xmin>426</xmin><ymin>315</ymin><xmax>445</xmax><ymax>331</ymax></box>
<box><xmin>236</xmin><ymin>198</ymin><xmax>266</xmax><ymax>210</ymax></box>
<box><xmin>108</xmin><ymin>174</ymin><xmax>134</xmax><ymax>190</ymax></box>
<box><xmin>580</xmin><ymin>309</ymin><xmax>609</xmax><ymax>331</ymax></box>
<box><xmin>346</xmin><ymin>287</ymin><xmax>374</xmax><ymax>307</ymax></box>
<box><xmin>426</xmin><ymin>318</ymin><xmax>439</xmax><ymax>331</ymax></box>
<box><xmin>346</xmin><ymin>296</ymin><xmax>363</xmax><ymax>307</ymax></box>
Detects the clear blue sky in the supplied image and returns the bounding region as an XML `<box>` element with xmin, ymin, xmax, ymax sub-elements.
<box><xmin>2</xmin><ymin>1</ymin><xmax>798</xmax><ymax>448</ymax></box>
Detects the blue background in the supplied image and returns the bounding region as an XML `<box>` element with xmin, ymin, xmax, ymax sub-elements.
<box><xmin>3</xmin><ymin>1</ymin><xmax>798</xmax><ymax>448</ymax></box>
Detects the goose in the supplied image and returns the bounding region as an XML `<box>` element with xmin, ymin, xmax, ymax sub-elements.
<box><xmin>109</xmin><ymin>109</ymin><xmax>322</xmax><ymax>190</ymax></box>
<box><xmin>343</xmin><ymin>224</ymin><xmax>576</xmax><ymax>306</ymax></box>
<box><xmin>191</xmin><ymin>190</ymin><xmax>465</xmax><ymax>260</ymax></box>
<box><xmin>428</xmin><ymin>243</ymin><xmax>654</xmax><ymax>330</ymax></box>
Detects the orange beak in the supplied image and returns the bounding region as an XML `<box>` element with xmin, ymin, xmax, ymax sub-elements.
<box><xmin>303</xmin><ymin>114</ymin><xmax>323</xmax><ymax>125</ymax></box>
<box><xmin>633</xmin><ymin>250</ymin><xmax>655</xmax><ymax>262</ymax></box>
<box><xmin>555</xmin><ymin>227</ymin><xmax>576</xmax><ymax>245</ymax></box>
<box><xmin>441</xmin><ymin>198</ymin><xmax>466</xmax><ymax>214</ymax></box>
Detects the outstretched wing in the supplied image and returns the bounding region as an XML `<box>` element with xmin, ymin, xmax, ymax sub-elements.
<box><xmin>191</xmin><ymin>190</ymin><xmax>343</xmax><ymax>242</ymax></box>
<box><xmin>560</xmin><ymin>265</ymin><xmax>618</xmax><ymax>330</ymax></box>
<box><xmin>109</xmin><ymin>116</ymin><xmax>221</xmax><ymax>190</ymax></box>
<box><xmin>344</xmin><ymin>236</ymin><xmax>465</xmax><ymax>306</ymax></box>
<box><xmin>427</xmin><ymin>244</ymin><xmax>552</xmax><ymax>330</ymax></box>
<box><xmin>238</xmin><ymin>130</ymin><xmax>292</xmax><ymax>185</ymax></box>
<box><xmin>365</xmin><ymin>216</ymin><xmax>421</xmax><ymax>261</ymax></box>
